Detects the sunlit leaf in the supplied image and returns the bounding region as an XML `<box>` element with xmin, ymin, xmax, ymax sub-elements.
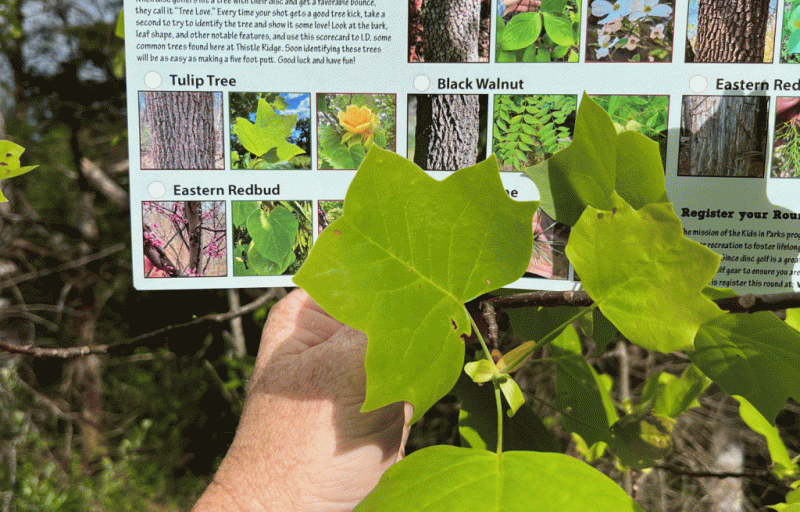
<box><xmin>294</xmin><ymin>147</ymin><xmax>537</xmax><ymax>423</ymax></box>
<box><xmin>354</xmin><ymin>446</ymin><xmax>645</xmax><ymax>512</ymax></box>
<box><xmin>615</xmin><ymin>131</ymin><xmax>668</xmax><ymax>209</ymax></box>
<box><xmin>524</xmin><ymin>94</ymin><xmax>668</xmax><ymax>226</ymax></box>
<box><xmin>567</xmin><ymin>199</ymin><xmax>722</xmax><ymax>353</ymax></box>
<box><xmin>639</xmin><ymin>364</ymin><xmax>710</xmax><ymax>419</ymax></box>
<box><xmin>735</xmin><ymin>396</ymin><xmax>798</xmax><ymax>479</ymax></box>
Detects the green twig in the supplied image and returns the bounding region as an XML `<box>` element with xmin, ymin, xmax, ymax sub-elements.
<box><xmin>469</xmin><ymin>315</ymin><xmax>503</xmax><ymax>454</ymax></box>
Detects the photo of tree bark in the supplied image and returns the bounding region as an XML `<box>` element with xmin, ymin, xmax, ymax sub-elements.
<box><xmin>685</xmin><ymin>0</ymin><xmax>777</xmax><ymax>63</ymax></box>
<box><xmin>409</xmin><ymin>0</ymin><xmax>491</xmax><ymax>62</ymax></box>
<box><xmin>678</xmin><ymin>96</ymin><xmax>769</xmax><ymax>178</ymax></box>
<box><xmin>139</xmin><ymin>92</ymin><xmax>224</xmax><ymax>170</ymax></box>
<box><xmin>408</xmin><ymin>94</ymin><xmax>489</xmax><ymax>171</ymax></box>
<box><xmin>142</xmin><ymin>201</ymin><xmax>227</xmax><ymax>277</ymax></box>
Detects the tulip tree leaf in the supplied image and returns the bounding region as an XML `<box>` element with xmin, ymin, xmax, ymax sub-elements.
<box><xmin>294</xmin><ymin>146</ymin><xmax>537</xmax><ymax>423</ymax></box>
<box><xmin>0</xmin><ymin>140</ymin><xmax>38</xmax><ymax>203</ymax></box>
<box><xmin>615</xmin><ymin>130</ymin><xmax>668</xmax><ymax>210</ymax></box>
<box><xmin>524</xmin><ymin>94</ymin><xmax>668</xmax><ymax>226</ymax></box>
<box><xmin>566</xmin><ymin>199</ymin><xmax>723</xmax><ymax>353</ymax></box>
<box><xmin>354</xmin><ymin>445</ymin><xmax>645</xmax><ymax>512</ymax></box>
<box><xmin>524</xmin><ymin>93</ymin><xmax>617</xmax><ymax>226</ymax></box>
<box><xmin>233</xmin><ymin>98</ymin><xmax>304</xmax><ymax>162</ymax></box>
<box><xmin>690</xmin><ymin>311</ymin><xmax>800</xmax><ymax>425</ymax></box>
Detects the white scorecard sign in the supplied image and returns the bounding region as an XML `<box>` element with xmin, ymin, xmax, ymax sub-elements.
<box><xmin>125</xmin><ymin>0</ymin><xmax>800</xmax><ymax>293</ymax></box>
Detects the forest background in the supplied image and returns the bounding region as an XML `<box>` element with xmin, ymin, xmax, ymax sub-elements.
<box><xmin>1</xmin><ymin>0</ymin><xmax>799</xmax><ymax>511</ymax></box>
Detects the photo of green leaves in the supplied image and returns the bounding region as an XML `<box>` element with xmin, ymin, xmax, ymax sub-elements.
<box><xmin>229</xmin><ymin>92</ymin><xmax>311</xmax><ymax>170</ymax></box>
<box><xmin>495</xmin><ymin>0</ymin><xmax>580</xmax><ymax>62</ymax></box>
<box><xmin>591</xmin><ymin>95</ymin><xmax>669</xmax><ymax>165</ymax></box>
<box><xmin>781</xmin><ymin>0</ymin><xmax>800</xmax><ymax>63</ymax></box>
<box><xmin>772</xmin><ymin>97</ymin><xmax>800</xmax><ymax>178</ymax></box>
<box><xmin>232</xmin><ymin>200</ymin><xmax>312</xmax><ymax>276</ymax></box>
<box><xmin>318</xmin><ymin>200</ymin><xmax>344</xmax><ymax>235</ymax></box>
<box><xmin>493</xmin><ymin>94</ymin><xmax>576</xmax><ymax>171</ymax></box>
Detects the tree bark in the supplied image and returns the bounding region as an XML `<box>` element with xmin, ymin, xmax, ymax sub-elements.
<box><xmin>693</xmin><ymin>0</ymin><xmax>770</xmax><ymax>63</ymax></box>
<box><xmin>679</xmin><ymin>96</ymin><xmax>768</xmax><ymax>177</ymax></box>
<box><xmin>186</xmin><ymin>200</ymin><xmax>203</xmax><ymax>273</ymax></box>
<box><xmin>420</xmin><ymin>0</ymin><xmax>480</xmax><ymax>62</ymax></box>
<box><xmin>414</xmin><ymin>94</ymin><xmax>481</xmax><ymax>171</ymax></box>
<box><xmin>144</xmin><ymin>92</ymin><xmax>216</xmax><ymax>169</ymax></box>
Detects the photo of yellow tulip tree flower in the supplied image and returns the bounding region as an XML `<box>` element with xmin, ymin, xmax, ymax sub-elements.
<box><xmin>316</xmin><ymin>93</ymin><xmax>396</xmax><ymax>169</ymax></box>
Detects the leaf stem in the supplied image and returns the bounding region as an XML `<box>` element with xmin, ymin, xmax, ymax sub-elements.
<box><xmin>501</xmin><ymin>301</ymin><xmax>601</xmax><ymax>374</ymax></box>
<box><xmin>469</xmin><ymin>315</ymin><xmax>503</xmax><ymax>454</ymax></box>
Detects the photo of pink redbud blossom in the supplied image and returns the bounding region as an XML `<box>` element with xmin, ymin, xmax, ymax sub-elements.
<box><xmin>142</xmin><ymin>201</ymin><xmax>227</xmax><ymax>278</ymax></box>
<box><xmin>586</xmin><ymin>0</ymin><xmax>674</xmax><ymax>62</ymax></box>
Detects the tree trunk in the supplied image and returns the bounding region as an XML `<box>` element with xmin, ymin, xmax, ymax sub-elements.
<box><xmin>679</xmin><ymin>96</ymin><xmax>768</xmax><ymax>177</ymax></box>
<box><xmin>186</xmin><ymin>200</ymin><xmax>202</xmax><ymax>273</ymax></box>
<box><xmin>693</xmin><ymin>0</ymin><xmax>770</xmax><ymax>63</ymax></box>
<box><xmin>414</xmin><ymin>94</ymin><xmax>481</xmax><ymax>171</ymax></box>
<box><xmin>144</xmin><ymin>92</ymin><xmax>216</xmax><ymax>169</ymax></box>
<box><xmin>420</xmin><ymin>0</ymin><xmax>480</xmax><ymax>62</ymax></box>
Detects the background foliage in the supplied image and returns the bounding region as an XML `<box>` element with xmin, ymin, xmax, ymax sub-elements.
<box><xmin>1</xmin><ymin>1</ymin><xmax>799</xmax><ymax>511</ymax></box>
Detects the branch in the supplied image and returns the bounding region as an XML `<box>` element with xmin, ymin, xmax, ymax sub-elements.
<box><xmin>0</xmin><ymin>243</ymin><xmax>126</xmax><ymax>291</ymax></box>
<box><xmin>479</xmin><ymin>290</ymin><xmax>800</xmax><ymax>347</ymax></box>
<box><xmin>80</xmin><ymin>158</ymin><xmax>128</xmax><ymax>210</ymax></box>
<box><xmin>653</xmin><ymin>464</ymin><xmax>780</xmax><ymax>480</ymax></box>
<box><xmin>0</xmin><ymin>288</ymin><xmax>284</xmax><ymax>359</ymax></box>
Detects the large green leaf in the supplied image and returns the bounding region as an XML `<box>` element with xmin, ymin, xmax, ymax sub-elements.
<box><xmin>566</xmin><ymin>199</ymin><xmax>722</xmax><ymax>353</ymax></box>
<box><xmin>354</xmin><ymin>445</ymin><xmax>644</xmax><ymax>511</ymax></box>
<box><xmin>294</xmin><ymin>147</ymin><xmax>537</xmax><ymax>423</ymax></box>
<box><xmin>246</xmin><ymin>205</ymin><xmax>298</xmax><ymax>265</ymax></box>
<box><xmin>690</xmin><ymin>312</ymin><xmax>800</xmax><ymax>424</ymax></box>
<box><xmin>233</xmin><ymin>98</ymin><xmax>304</xmax><ymax>162</ymax></box>
<box><xmin>0</xmin><ymin>140</ymin><xmax>38</xmax><ymax>202</ymax></box>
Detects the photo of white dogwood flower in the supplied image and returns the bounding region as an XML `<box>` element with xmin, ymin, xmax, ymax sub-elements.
<box><xmin>591</xmin><ymin>0</ymin><xmax>633</xmax><ymax>24</ymax></box>
<box><xmin>586</xmin><ymin>0</ymin><xmax>674</xmax><ymax>62</ymax></box>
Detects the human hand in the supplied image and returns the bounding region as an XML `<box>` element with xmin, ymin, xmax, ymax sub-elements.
<box><xmin>192</xmin><ymin>288</ymin><xmax>412</xmax><ymax>512</ymax></box>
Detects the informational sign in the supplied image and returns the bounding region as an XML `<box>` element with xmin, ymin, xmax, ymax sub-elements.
<box><xmin>125</xmin><ymin>0</ymin><xmax>800</xmax><ymax>293</ymax></box>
